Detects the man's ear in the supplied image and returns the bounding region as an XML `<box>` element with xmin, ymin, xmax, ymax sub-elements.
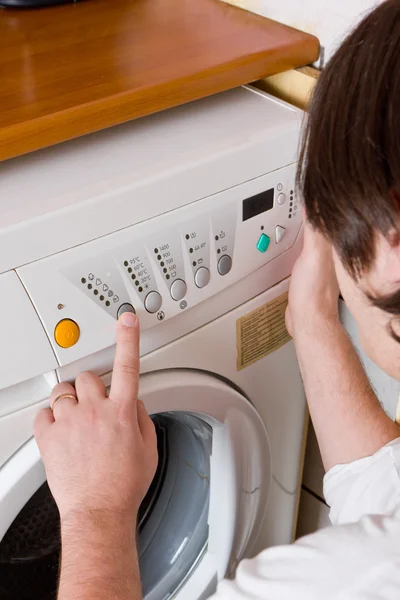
<box><xmin>370</xmin><ymin>190</ymin><xmax>400</xmax><ymax>282</ymax></box>
<box><xmin>372</xmin><ymin>229</ymin><xmax>400</xmax><ymax>289</ymax></box>
<box><xmin>390</xmin><ymin>187</ymin><xmax>400</xmax><ymax>209</ymax></box>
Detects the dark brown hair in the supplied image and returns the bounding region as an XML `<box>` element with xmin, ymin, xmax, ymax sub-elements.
<box><xmin>297</xmin><ymin>0</ymin><xmax>400</xmax><ymax>278</ymax></box>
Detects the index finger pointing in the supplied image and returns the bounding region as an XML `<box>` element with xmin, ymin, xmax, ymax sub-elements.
<box><xmin>110</xmin><ymin>312</ymin><xmax>140</xmax><ymax>411</ymax></box>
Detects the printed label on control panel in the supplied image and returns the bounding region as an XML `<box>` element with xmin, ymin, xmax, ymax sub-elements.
<box><xmin>236</xmin><ymin>291</ymin><xmax>291</xmax><ymax>371</ymax></box>
<box><xmin>147</xmin><ymin>234</ymin><xmax>185</xmax><ymax>288</ymax></box>
<box><xmin>62</xmin><ymin>255</ymin><xmax>130</xmax><ymax>318</ymax></box>
<box><xmin>117</xmin><ymin>246</ymin><xmax>158</xmax><ymax>300</ymax></box>
<box><xmin>212</xmin><ymin>206</ymin><xmax>236</xmax><ymax>267</ymax></box>
<box><xmin>183</xmin><ymin>219</ymin><xmax>210</xmax><ymax>276</ymax></box>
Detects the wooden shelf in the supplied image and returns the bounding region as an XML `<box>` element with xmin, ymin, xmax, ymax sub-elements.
<box><xmin>0</xmin><ymin>0</ymin><xmax>319</xmax><ymax>161</ymax></box>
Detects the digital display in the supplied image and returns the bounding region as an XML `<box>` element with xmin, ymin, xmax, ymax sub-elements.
<box><xmin>242</xmin><ymin>188</ymin><xmax>274</xmax><ymax>222</ymax></box>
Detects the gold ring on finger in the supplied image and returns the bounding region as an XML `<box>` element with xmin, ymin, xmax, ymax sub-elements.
<box><xmin>51</xmin><ymin>393</ymin><xmax>78</xmax><ymax>412</ymax></box>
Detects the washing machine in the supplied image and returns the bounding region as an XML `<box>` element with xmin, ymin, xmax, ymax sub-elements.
<box><xmin>0</xmin><ymin>86</ymin><xmax>306</xmax><ymax>600</ymax></box>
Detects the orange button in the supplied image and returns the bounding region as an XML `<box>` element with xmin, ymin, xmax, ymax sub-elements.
<box><xmin>54</xmin><ymin>319</ymin><xmax>80</xmax><ymax>348</ymax></box>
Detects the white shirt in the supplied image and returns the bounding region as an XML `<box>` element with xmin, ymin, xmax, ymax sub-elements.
<box><xmin>213</xmin><ymin>438</ymin><xmax>400</xmax><ymax>600</ymax></box>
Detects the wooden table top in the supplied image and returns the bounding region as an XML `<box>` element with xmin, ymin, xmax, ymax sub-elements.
<box><xmin>0</xmin><ymin>0</ymin><xmax>319</xmax><ymax>161</ymax></box>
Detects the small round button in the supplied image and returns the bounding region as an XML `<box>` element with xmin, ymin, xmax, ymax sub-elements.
<box><xmin>194</xmin><ymin>266</ymin><xmax>210</xmax><ymax>289</ymax></box>
<box><xmin>218</xmin><ymin>255</ymin><xmax>232</xmax><ymax>276</ymax></box>
<box><xmin>277</xmin><ymin>193</ymin><xmax>287</xmax><ymax>205</ymax></box>
<box><xmin>144</xmin><ymin>291</ymin><xmax>162</xmax><ymax>314</ymax></box>
<box><xmin>117</xmin><ymin>303</ymin><xmax>136</xmax><ymax>319</ymax></box>
<box><xmin>54</xmin><ymin>319</ymin><xmax>80</xmax><ymax>349</ymax></box>
<box><xmin>277</xmin><ymin>183</ymin><xmax>283</xmax><ymax>192</ymax></box>
<box><xmin>170</xmin><ymin>278</ymin><xmax>187</xmax><ymax>301</ymax></box>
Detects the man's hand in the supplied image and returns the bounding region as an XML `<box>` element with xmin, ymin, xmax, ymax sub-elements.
<box><xmin>286</xmin><ymin>219</ymin><xmax>340</xmax><ymax>337</ymax></box>
<box><xmin>34</xmin><ymin>311</ymin><xmax>158</xmax><ymax>524</ymax></box>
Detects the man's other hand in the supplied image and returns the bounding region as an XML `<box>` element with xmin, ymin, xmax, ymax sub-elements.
<box><xmin>286</xmin><ymin>218</ymin><xmax>340</xmax><ymax>337</ymax></box>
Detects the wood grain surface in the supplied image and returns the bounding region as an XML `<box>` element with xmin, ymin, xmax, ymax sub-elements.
<box><xmin>0</xmin><ymin>0</ymin><xmax>319</xmax><ymax>160</ymax></box>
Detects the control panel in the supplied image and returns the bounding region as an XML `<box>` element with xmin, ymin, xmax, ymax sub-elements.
<box><xmin>17</xmin><ymin>163</ymin><xmax>300</xmax><ymax>365</ymax></box>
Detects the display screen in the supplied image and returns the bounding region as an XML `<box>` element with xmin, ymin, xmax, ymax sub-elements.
<box><xmin>242</xmin><ymin>188</ymin><xmax>274</xmax><ymax>221</ymax></box>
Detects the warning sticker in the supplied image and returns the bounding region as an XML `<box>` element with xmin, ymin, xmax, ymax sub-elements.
<box><xmin>236</xmin><ymin>291</ymin><xmax>291</xmax><ymax>371</ymax></box>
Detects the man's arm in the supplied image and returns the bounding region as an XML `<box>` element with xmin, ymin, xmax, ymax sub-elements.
<box><xmin>34</xmin><ymin>312</ymin><xmax>158</xmax><ymax>600</ymax></box>
<box><xmin>59</xmin><ymin>511</ymin><xmax>140</xmax><ymax>600</ymax></box>
<box><xmin>293</xmin><ymin>316</ymin><xmax>400</xmax><ymax>472</ymax></box>
<box><xmin>286</xmin><ymin>223</ymin><xmax>400</xmax><ymax>472</ymax></box>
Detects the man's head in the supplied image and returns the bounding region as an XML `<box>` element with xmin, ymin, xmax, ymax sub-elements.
<box><xmin>298</xmin><ymin>0</ymin><xmax>400</xmax><ymax>378</ymax></box>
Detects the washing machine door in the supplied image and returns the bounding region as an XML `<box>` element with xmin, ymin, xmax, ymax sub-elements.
<box><xmin>0</xmin><ymin>369</ymin><xmax>271</xmax><ymax>600</ymax></box>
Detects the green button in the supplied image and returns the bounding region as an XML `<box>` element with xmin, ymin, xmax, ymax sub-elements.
<box><xmin>256</xmin><ymin>233</ymin><xmax>270</xmax><ymax>253</ymax></box>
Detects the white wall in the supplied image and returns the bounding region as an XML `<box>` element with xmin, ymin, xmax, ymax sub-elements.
<box><xmin>222</xmin><ymin>0</ymin><xmax>382</xmax><ymax>67</ymax></box>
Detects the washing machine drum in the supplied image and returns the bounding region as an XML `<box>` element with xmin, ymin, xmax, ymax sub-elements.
<box><xmin>0</xmin><ymin>370</ymin><xmax>271</xmax><ymax>600</ymax></box>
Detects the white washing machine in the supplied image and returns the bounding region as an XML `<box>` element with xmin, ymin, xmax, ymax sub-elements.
<box><xmin>0</xmin><ymin>86</ymin><xmax>306</xmax><ymax>600</ymax></box>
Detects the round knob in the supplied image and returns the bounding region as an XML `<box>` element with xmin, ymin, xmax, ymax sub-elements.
<box><xmin>277</xmin><ymin>193</ymin><xmax>287</xmax><ymax>205</ymax></box>
<box><xmin>144</xmin><ymin>291</ymin><xmax>162</xmax><ymax>314</ymax></box>
<box><xmin>194</xmin><ymin>266</ymin><xmax>210</xmax><ymax>289</ymax></box>
<box><xmin>170</xmin><ymin>278</ymin><xmax>187</xmax><ymax>301</ymax></box>
<box><xmin>217</xmin><ymin>255</ymin><xmax>232</xmax><ymax>276</ymax></box>
<box><xmin>117</xmin><ymin>303</ymin><xmax>136</xmax><ymax>319</ymax></box>
<box><xmin>54</xmin><ymin>319</ymin><xmax>80</xmax><ymax>349</ymax></box>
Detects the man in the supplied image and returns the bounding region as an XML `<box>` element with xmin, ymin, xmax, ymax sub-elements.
<box><xmin>34</xmin><ymin>1</ymin><xmax>400</xmax><ymax>598</ymax></box>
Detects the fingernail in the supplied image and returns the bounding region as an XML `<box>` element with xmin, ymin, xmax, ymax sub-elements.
<box><xmin>120</xmin><ymin>312</ymin><xmax>137</xmax><ymax>327</ymax></box>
